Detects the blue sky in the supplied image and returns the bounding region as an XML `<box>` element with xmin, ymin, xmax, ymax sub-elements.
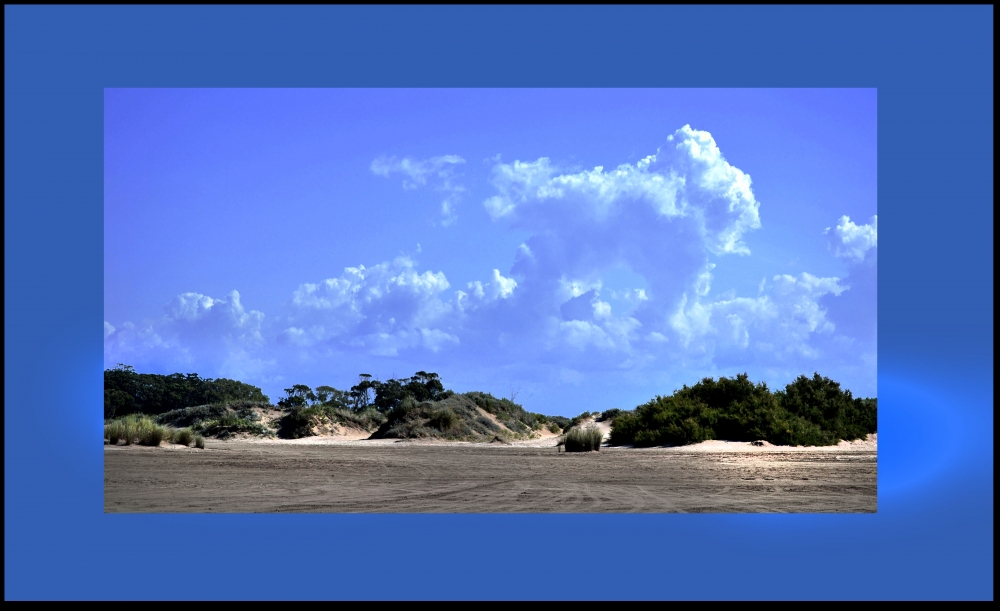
<box><xmin>104</xmin><ymin>88</ymin><xmax>877</xmax><ymax>414</ymax></box>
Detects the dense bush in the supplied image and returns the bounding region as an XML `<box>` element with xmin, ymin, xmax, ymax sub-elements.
<box><xmin>104</xmin><ymin>364</ymin><xmax>270</xmax><ymax>419</ymax></box>
<box><xmin>277</xmin><ymin>406</ymin><xmax>324</xmax><ymax>439</ymax></box>
<box><xmin>609</xmin><ymin>373</ymin><xmax>877</xmax><ymax>447</ymax></box>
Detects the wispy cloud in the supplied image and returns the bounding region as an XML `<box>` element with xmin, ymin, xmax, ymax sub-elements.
<box><xmin>371</xmin><ymin>154</ymin><xmax>466</xmax><ymax>226</ymax></box>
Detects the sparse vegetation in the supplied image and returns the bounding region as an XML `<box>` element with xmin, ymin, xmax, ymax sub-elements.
<box><xmin>598</xmin><ymin>408</ymin><xmax>622</xmax><ymax>422</ymax></box>
<box><xmin>464</xmin><ymin>391</ymin><xmax>547</xmax><ymax>433</ymax></box>
<box><xmin>372</xmin><ymin>394</ymin><xmax>518</xmax><ymax>441</ymax></box>
<box><xmin>155</xmin><ymin>402</ymin><xmax>274</xmax><ymax>439</ymax></box>
<box><xmin>567</xmin><ymin>411</ymin><xmax>594</xmax><ymax>429</ymax></box>
<box><xmin>276</xmin><ymin>404</ymin><xmax>389</xmax><ymax>439</ymax></box>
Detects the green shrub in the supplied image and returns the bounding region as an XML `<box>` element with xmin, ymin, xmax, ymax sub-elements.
<box><xmin>562</xmin><ymin>426</ymin><xmax>604</xmax><ymax>452</ymax></box>
<box><xmin>548</xmin><ymin>416</ymin><xmax>571</xmax><ymax>431</ymax></box>
<box><xmin>609</xmin><ymin>373</ymin><xmax>877</xmax><ymax>447</ymax></box>
<box><xmin>547</xmin><ymin>421</ymin><xmax>561</xmax><ymax>434</ymax></box>
<box><xmin>277</xmin><ymin>407</ymin><xmax>319</xmax><ymax>439</ymax></box>
<box><xmin>428</xmin><ymin>407</ymin><xmax>457</xmax><ymax>432</ymax></box>
<box><xmin>194</xmin><ymin>434</ymin><xmax>205</xmax><ymax>449</ymax></box>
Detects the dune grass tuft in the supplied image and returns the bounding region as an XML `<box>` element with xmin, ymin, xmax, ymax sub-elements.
<box><xmin>194</xmin><ymin>434</ymin><xmax>205</xmax><ymax>449</ymax></box>
<box><xmin>561</xmin><ymin>425</ymin><xmax>604</xmax><ymax>452</ymax></box>
<box><xmin>174</xmin><ymin>428</ymin><xmax>194</xmax><ymax>446</ymax></box>
<box><xmin>105</xmin><ymin>414</ymin><xmax>171</xmax><ymax>446</ymax></box>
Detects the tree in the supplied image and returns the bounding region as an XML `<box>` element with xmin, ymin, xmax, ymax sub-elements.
<box><xmin>349</xmin><ymin>376</ymin><xmax>376</xmax><ymax>411</ymax></box>
<box><xmin>314</xmin><ymin>385</ymin><xmax>335</xmax><ymax>404</ymax></box>
<box><xmin>278</xmin><ymin>384</ymin><xmax>316</xmax><ymax>409</ymax></box>
<box><xmin>105</xmin><ymin>364</ymin><xmax>271</xmax><ymax>417</ymax></box>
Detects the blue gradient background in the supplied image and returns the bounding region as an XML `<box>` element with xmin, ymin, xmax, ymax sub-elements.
<box><xmin>5</xmin><ymin>6</ymin><xmax>992</xmax><ymax>601</ymax></box>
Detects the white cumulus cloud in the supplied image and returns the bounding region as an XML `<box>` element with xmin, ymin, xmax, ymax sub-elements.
<box><xmin>484</xmin><ymin>125</ymin><xmax>760</xmax><ymax>256</ymax></box>
<box><xmin>826</xmin><ymin>214</ymin><xmax>877</xmax><ymax>262</ymax></box>
<box><xmin>283</xmin><ymin>256</ymin><xmax>458</xmax><ymax>355</ymax></box>
<box><xmin>669</xmin><ymin>270</ymin><xmax>848</xmax><ymax>361</ymax></box>
<box><xmin>456</xmin><ymin>269</ymin><xmax>518</xmax><ymax>313</ymax></box>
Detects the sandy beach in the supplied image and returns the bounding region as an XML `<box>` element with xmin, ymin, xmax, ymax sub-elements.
<box><xmin>104</xmin><ymin>433</ymin><xmax>876</xmax><ymax>513</ymax></box>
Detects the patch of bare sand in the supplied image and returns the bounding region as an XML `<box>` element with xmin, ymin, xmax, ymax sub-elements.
<box><xmin>474</xmin><ymin>406</ymin><xmax>508</xmax><ymax>431</ymax></box>
<box><xmin>106</xmin><ymin>440</ymin><xmax>878</xmax><ymax>512</ymax></box>
<box><xmin>127</xmin><ymin>424</ymin><xmax>876</xmax><ymax>452</ymax></box>
<box><xmin>627</xmin><ymin>433</ymin><xmax>877</xmax><ymax>453</ymax></box>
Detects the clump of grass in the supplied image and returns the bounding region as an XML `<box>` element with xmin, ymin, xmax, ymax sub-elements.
<box><xmin>139</xmin><ymin>424</ymin><xmax>164</xmax><ymax>446</ymax></box>
<box><xmin>194</xmin><ymin>434</ymin><xmax>205</xmax><ymax>449</ymax></box>
<box><xmin>105</xmin><ymin>420</ymin><xmax>123</xmax><ymax>445</ymax></box>
<box><xmin>562</xmin><ymin>425</ymin><xmax>604</xmax><ymax>452</ymax></box>
<box><xmin>105</xmin><ymin>414</ymin><xmax>168</xmax><ymax>446</ymax></box>
<box><xmin>547</xmin><ymin>421</ymin><xmax>562</xmax><ymax>434</ymax></box>
<box><xmin>174</xmin><ymin>428</ymin><xmax>194</xmax><ymax>446</ymax></box>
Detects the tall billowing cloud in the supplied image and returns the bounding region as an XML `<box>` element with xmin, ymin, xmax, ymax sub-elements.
<box><xmin>371</xmin><ymin>154</ymin><xmax>466</xmax><ymax>226</ymax></box>
<box><xmin>106</xmin><ymin>125</ymin><xmax>875</xmax><ymax>408</ymax></box>
<box><xmin>477</xmin><ymin>126</ymin><xmax>772</xmax><ymax>366</ymax></box>
<box><xmin>485</xmin><ymin>125</ymin><xmax>760</xmax><ymax>255</ymax></box>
